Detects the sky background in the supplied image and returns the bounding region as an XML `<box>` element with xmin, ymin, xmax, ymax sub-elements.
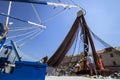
<box><xmin>0</xmin><ymin>0</ymin><xmax>120</xmax><ymax>61</ymax></box>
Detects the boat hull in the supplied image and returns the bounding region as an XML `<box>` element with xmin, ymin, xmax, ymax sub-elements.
<box><xmin>0</xmin><ymin>61</ymin><xmax>47</xmax><ymax>80</ymax></box>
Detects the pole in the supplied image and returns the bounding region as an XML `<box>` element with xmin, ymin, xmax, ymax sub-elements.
<box><xmin>5</xmin><ymin>1</ymin><xmax>12</xmax><ymax>27</ymax></box>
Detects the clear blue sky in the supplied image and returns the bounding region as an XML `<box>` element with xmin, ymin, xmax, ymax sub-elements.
<box><xmin>0</xmin><ymin>0</ymin><xmax>120</xmax><ymax>61</ymax></box>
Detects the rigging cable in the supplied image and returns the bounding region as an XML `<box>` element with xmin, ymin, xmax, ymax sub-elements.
<box><xmin>19</xmin><ymin>29</ymin><xmax>44</xmax><ymax>47</ymax></box>
<box><xmin>43</xmin><ymin>8</ymin><xmax>67</xmax><ymax>23</ymax></box>
<box><xmin>31</xmin><ymin>3</ymin><xmax>42</xmax><ymax>24</ymax></box>
<box><xmin>5</xmin><ymin>29</ymin><xmax>38</xmax><ymax>45</ymax></box>
<box><xmin>57</xmin><ymin>0</ymin><xmax>61</xmax><ymax>3</ymax></box>
<box><xmin>70</xmin><ymin>0</ymin><xmax>79</xmax><ymax>7</ymax></box>
<box><xmin>11</xmin><ymin>29</ymin><xmax>39</xmax><ymax>44</ymax></box>
<box><xmin>9</xmin><ymin>26</ymin><xmax>38</xmax><ymax>32</ymax></box>
<box><xmin>70</xmin><ymin>0</ymin><xmax>86</xmax><ymax>15</ymax></box>
<box><xmin>7</xmin><ymin>28</ymin><xmax>39</xmax><ymax>39</ymax></box>
<box><xmin>64</xmin><ymin>0</ymin><xmax>70</xmax><ymax>4</ymax></box>
<box><xmin>49</xmin><ymin>0</ymin><xmax>53</xmax><ymax>2</ymax></box>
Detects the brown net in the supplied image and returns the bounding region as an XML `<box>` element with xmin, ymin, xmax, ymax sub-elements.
<box><xmin>47</xmin><ymin>11</ymin><xmax>113</xmax><ymax>70</ymax></box>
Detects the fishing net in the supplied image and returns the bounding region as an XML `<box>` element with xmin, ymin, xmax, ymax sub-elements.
<box><xmin>48</xmin><ymin>11</ymin><xmax>113</xmax><ymax>70</ymax></box>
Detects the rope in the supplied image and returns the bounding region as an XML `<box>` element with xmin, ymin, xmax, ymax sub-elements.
<box><xmin>43</xmin><ymin>8</ymin><xmax>67</xmax><ymax>23</ymax></box>
<box><xmin>7</xmin><ymin>29</ymin><xmax>38</xmax><ymax>39</ymax></box>
<box><xmin>19</xmin><ymin>29</ymin><xmax>44</xmax><ymax>47</ymax></box>
<box><xmin>31</xmin><ymin>3</ymin><xmax>42</xmax><ymax>24</ymax></box>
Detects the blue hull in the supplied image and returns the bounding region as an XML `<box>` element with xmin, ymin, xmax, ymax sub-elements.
<box><xmin>0</xmin><ymin>61</ymin><xmax>47</xmax><ymax>80</ymax></box>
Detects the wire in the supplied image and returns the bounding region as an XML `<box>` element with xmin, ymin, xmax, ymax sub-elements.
<box><xmin>7</xmin><ymin>28</ymin><xmax>39</xmax><ymax>39</ymax></box>
<box><xmin>43</xmin><ymin>8</ymin><xmax>67</xmax><ymax>23</ymax></box>
<box><xmin>70</xmin><ymin>0</ymin><xmax>79</xmax><ymax>6</ymax></box>
<box><xmin>9</xmin><ymin>26</ymin><xmax>38</xmax><ymax>31</ymax></box>
<box><xmin>31</xmin><ymin>3</ymin><xmax>42</xmax><ymax>24</ymax></box>
<box><xmin>57</xmin><ymin>0</ymin><xmax>61</xmax><ymax>3</ymax></box>
<box><xmin>64</xmin><ymin>0</ymin><xmax>70</xmax><ymax>4</ymax></box>
<box><xmin>4</xmin><ymin>29</ymin><xmax>36</xmax><ymax>45</ymax></box>
<box><xmin>49</xmin><ymin>0</ymin><xmax>53</xmax><ymax>2</ymax></box>
<box><xmin>70</xmin><ymin>0</ymin><xmax>86</xmax><ymax>15</ymax></box>
<box><xmin>13</xmin><ymin>29</ymin><xmax>39</xmax><ymax>44</ymax></box>
<box><xmin>19</xmin><ymin>29</ymin><xmax>44</xmax><ymax>47</ymax></box>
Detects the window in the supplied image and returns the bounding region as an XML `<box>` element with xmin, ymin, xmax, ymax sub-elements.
<box><xmin>99</xmin><ymin>55</ymin><xmax>102</xmax><ymax>58</ymax></box>
<box><xmin>113</xmin><ymin>61</ymin><xmax>117</xmax><ymax>66</ymax></box>
<box><xmin>105</xmin><ymin>47</ymin><xmax>113</xmax><ymax>52</ymax></box>
<box><xmin>110</xmin><ymin>53</ymin><xmax>114</xmax><ymax>57</ymax></box>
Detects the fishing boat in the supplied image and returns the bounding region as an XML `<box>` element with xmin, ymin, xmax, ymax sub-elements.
<box><xmin>0</xmin><ymin>0</ymin><xmax>82</xmax><ymax>80</ymax></box>
<box><xmin>0</xmin><ymin>0</ymin><xmax>119</xmax><ymax>80</ymax></box>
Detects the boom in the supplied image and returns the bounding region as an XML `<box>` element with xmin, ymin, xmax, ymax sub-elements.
<box><xmin>1</xmin><ymin>0</ymin><xmax>80</xmax><ymax>9</ymax></box>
